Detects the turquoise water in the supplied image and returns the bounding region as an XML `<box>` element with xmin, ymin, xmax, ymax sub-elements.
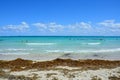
<box><xmin>0</xmin><ymin>36</ymin><xmax>120</xmax><ymax>55</ymax></box>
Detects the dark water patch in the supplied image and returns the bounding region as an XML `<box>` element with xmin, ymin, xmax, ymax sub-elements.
<box><xmin>59</xmin><ymin>53</ymin><xmax>72</xmax><ymax>58</ymax></box>
<box><xmin>0</xmin><ymin>39</ymin><xmax>4</xmax><ymax>42</ymax></box>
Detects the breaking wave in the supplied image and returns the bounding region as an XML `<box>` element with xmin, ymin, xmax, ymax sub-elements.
<box><xmin>87</xmin><ymin>42</ymin><xmax>101</xmax><ymax>45</ymax></box>
<box><xmin>26</xmin><ymin>43</ymin><xmax>56</xmax><ymax>46</ymax></box>
<box><xmin>46</xmin><ymin>48</ymin><xmax>120</xmax><ymax>53</ymax></box>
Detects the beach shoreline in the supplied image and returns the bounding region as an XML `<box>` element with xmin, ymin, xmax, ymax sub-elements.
<box><xmin>0</xmin><ymin>52</ymin><xmax>120</xmax><ymax>61</ymax></box>
<box><xmin>0</xmin><ymin>36</ymin><xmax>120</xmax><ymax>80</ymax></box>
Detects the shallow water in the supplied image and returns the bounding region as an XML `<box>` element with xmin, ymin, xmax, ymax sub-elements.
<box><xmin>0</xmin><ymin>36</ymin><xmax>120</xmax><ymax>55</ymax></box>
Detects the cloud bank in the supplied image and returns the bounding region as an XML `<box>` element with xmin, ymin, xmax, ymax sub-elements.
<box><xmin>0</xmin><ymin>20</ymin><xmax>120</xmax><ymax>36</ymax></box>
<box><xmin>1</xmin><ymin>22</ymin><xmax>29</xmax><ymax>32</ymax></box>
<box><xmin>32</xmin><ymin>22</ymin><xmax>64</xmax><ymax>32</ymax></box>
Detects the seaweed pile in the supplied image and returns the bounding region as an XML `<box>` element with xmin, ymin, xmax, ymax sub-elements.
<box><xmin>0</xmin><ymin>58</ymin><xmax>120</xmax><ymax>71</ymax></box>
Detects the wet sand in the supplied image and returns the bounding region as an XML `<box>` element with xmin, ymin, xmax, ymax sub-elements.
<box><xmin>0</xmin><ymin>52</ymin><xmax>120</xmax><ymax>61</ymax></box>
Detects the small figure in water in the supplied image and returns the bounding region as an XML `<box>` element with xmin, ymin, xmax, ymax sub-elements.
<box><xmin>21</xmin><ymin>40</ymin><xmax>28</xmax><ymax>43</ymax></box>
<box><xmin>99</xmin><ymin>39</ymin><xmax>103</xmax><ymax>40</ymax></box>
<box><xmin>69</xmin><ymin>38</ymin><xmax>71</xmax><ymax>40</ymax></box>
<box><xmin>26</xmin><ymin>40</ymin><xmax>28</xmax><ymax>43</ymax></box>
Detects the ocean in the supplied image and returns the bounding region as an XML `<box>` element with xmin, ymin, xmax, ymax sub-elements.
<box><xmin>0</xmin><ymin>36</ymin><xmax>120</xmax><ymax>55</ymax></box>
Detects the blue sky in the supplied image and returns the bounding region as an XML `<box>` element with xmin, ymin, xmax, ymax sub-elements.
<box><xmin>0</xmin><ymin>0</ymin><xmax>120</xmax><ymax>36</ymax></box>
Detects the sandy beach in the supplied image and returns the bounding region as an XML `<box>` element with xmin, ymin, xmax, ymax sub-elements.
<box><xmin>0</xmin><ymin>58</ymin><xmax>120</xmax><ymax>80</ymax></box>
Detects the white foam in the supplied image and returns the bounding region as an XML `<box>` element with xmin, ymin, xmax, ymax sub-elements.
<box><xmin>7</xmin><ymin>48</ymin><xmax>32</xmax><ymax>51</ymax></box>
<box><xmin>97</xmin><ymin>48</ymin><xmax>120</xmax><ymax>53</ymax></box>
<box><xmin>26</xmin><ymin>43</ymin><xmax>56</xmax><ymax>46</ymax></box>
<box><xmin>46</xmin><ymin>50</ymin><xmax>61</xmax><ymax>53</ymax></box>
<box><xmin>46</xmin><ymin>48</ymin><xmax>120</xmax><ymax>53</ymax></box>
<box><xmin>81</xmin><ymin>42</ymin><xmax>101</xmax><ymax>45</ymax></box>
<box><xmin>0</xmin><ymin>52</ymin><xmax>30</xmax><ymax>55</ymax></box>
<box><xmin>87</xmin><ymin>42</ymin><xmax>101</xmax><ymax>45</ymax></box>
<box><xmin>79</xmin><ymin>48</ymin><xmax>120</xmax><ymax>53</ymax></box>
<box><xmin>0</xmin><ymin>48</ymin><xmax>33</xmax><ymax>51</ymax></box>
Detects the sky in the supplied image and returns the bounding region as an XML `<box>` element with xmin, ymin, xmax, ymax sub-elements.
<box><xmin>0</xmin><ymin>0</ymin><xmax>120</xmax><ymax>36</ymax></box>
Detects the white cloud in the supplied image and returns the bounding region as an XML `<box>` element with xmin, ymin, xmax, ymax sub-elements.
<box><xmin>76</xmin><ymin>22</ymin><xmax>91</xmax><ymax>29</ymax></box>
<box><xmin>33</xmin><ymin>22</ymin><xmax>64</xmax><ymax>32</ymax></box>
<box><xmin>2</xmin><ymin>22</ymin><xmax>29</xmax><ymax>32</ymax></box>
<box><xmin>48</xmin><ymin>22</ymin><xmax>64</xmax><ymax>32</ymax></box>
<box><xmin>99</xmin><ymin>20</ymin><xmax>120</xmax><ymax>29</ymax></box>
<box><xmin>93</xmin><ymin>20</ymin><xmax>120</xmax><ymax>35</ymax></box>
<box><xmin>68</xmin><ymin>22</ymin><xmax>91</xmax><ymax>30</ymax></box>
<box><xmin>33</xmin><ymin>23</ymin><xmax>47</xmax><ymax>29</ymax></box>
<box><xmin>33</xmin><ymin>22</ymin><xmax>91</xmax><ymax>33</ymax></box>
